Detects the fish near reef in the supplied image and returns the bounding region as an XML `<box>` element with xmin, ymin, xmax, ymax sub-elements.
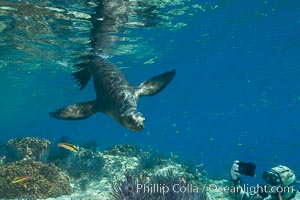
<box><xmin>50</xmin><ymin>56</ymin><xmax>175</xmax><ymax>131</ymax></box>
<box><xmin>57</xmin><ymin>143</ymin><xmax>78</xmax><ymax>153</ymax></box>
<box><xmin>12</xmin><ymin>176</ymin><xmax>32</xmax><ymax>184</ymax></box>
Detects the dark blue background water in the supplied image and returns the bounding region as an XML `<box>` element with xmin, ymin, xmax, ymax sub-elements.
<box><xmin>1</xmin><ymin>0</ymin><xmax>300</xmax><ymax>184</ymax></box>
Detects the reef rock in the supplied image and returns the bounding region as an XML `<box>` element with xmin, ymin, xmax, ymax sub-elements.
<box><xmin>0</xmin><ymin>160</ymin><xmax>71</xmax><ymax>199</ymax></box>
<box><xmin>6</xmin><ymin>137</ymin><xmax>51</xmax><ymax>162</ymax></box>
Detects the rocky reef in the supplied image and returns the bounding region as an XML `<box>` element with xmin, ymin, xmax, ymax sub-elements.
<box><xmin>6</xmin><ymin>137</ymin><xmax>51</xmax><ymax>162</ymax></box>
<box><xmin>47</xmin><ymin>144</ymin><xmax>105</xmax><ymax>180</ymax></box>
<box><xmin>0</xmin><ymin>137</ymin><xmax>72</xmax><ymax>199</ymax></box>
<box><xmin>0</xmin><ymin>160</ymin><xmax>71</xmax><ymax>199</ymax></box>
<box><xmin>111</xmin><ymin>170</ymin><xmax>207</xmax><ymax>200</ymax></box>
<box><xmin>72</xmin><ymin>143</ymin><xmax>208</xmax><ymax>199</ymax></box>
<box><xmin>0</xmin><ymin>137</ymin><xmax>234</xmax><ymax>199</ymax></box>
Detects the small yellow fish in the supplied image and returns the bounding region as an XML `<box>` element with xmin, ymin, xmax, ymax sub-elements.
<box><xmin>57</xmin><ymin>143</ymin><xmax>78</xmax><ymax>153</ymax></box>
<box><xmin>12</xmin><ymin>176</ymin><xmax>31</xmax><ymax>184</ymax></box>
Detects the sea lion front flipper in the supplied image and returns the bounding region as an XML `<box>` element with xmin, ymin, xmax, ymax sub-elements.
<box><xmin>136</xmin><ymin>69</ymin><xmax>175</xmax><ymax>97</ymax></box>
<box><xmin>49</xmin><ymin>100</ymin><xmax>98</xmax><ymax>120</ymax></box>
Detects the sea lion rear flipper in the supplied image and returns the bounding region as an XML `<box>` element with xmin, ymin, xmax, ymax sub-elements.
<box><xmin>72</xmin><ymin>62</ymin><xmax>91</xmax><ymax>90</ymax></box>
<box><xmin>49</xmin><ymin>100</ymin><xmax>98</xmax><ymax>120</ymax></box>
<box><xmin>136</xmin><ymin>69</ymin><xmax>175</xmax><ymax>97</ymax></box>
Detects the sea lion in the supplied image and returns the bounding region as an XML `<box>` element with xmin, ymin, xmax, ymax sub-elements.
<box><xmin>49</xmin><ymin>55</ymin><xmax>175</xmax><ymax>131</ymax></box>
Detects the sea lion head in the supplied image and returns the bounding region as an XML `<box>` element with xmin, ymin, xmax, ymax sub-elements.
<box><xmin>121</xmin><ymin>109</ymin><xmax>145</xmax><ymax>131</ymax></box>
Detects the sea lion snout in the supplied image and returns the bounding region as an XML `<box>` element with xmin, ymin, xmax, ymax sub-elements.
<box><xmin>132</xmin><ymin>114</ymin><xmax>145</xmax><ymax>131</ymax></box>
<box><xmin>132</xmin><ymin>122</ymin><xmax>144</xmax><ymax>131</ymax></box>
<box><xmin>122</xmin><ymin>110</ymin><xmax>145</xmax><ymax>131</ymax></box>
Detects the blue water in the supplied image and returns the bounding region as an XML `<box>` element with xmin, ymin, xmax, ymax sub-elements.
<box><xmin>1</xmin><ymin>0</ymin><xmax>300</xmax><ymax>185</ymax></box>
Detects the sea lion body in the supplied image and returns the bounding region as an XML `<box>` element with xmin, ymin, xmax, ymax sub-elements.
<box><xmin>50</xmin><ymin>56</ymin><xmax>175</xmax><ymax>131</ymax></box>
<box><xmin>91</xmin><ymin>57</ymin><xmax>144</xmax><ymax>130</ymax></box>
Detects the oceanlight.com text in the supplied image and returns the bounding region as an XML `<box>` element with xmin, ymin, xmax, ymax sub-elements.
<box><xmin>208</xmin><ymin>184</ymin><xmax>295</xmax><ymax>195</ymax></box>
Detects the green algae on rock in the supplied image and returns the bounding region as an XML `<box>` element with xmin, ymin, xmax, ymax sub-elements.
<box><xmin>0</xmin><ymin>160</ymin><xmax>71</xmax><ymax>199</ymax></box>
